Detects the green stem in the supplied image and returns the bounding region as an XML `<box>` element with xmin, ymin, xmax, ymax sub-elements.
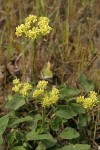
<box><xmin>24</xmin><ymin>97</ymin><xmax>29</xmax><ymax>111</ymax></box>
<box><xmin>93</xmin><ymin>121</ymin><xmax>97</xmax><ymax>147</ymax></box>
<box><xmin>85</xmin><ymin>109</ymin><xmax>88</xmax><ymax>127</ymax></box>
<box><xmin>38</xmin><ymin>107</ymin><xmax>46</xmax><ymax>134</ymax></box>
<box><xmin>33</xmin><ymin>108</ymin><xmax>46</xmax><ymax>148</ymax></box>
<box><xmin>32</xmin><ymin>39</ymin><xmax>37</xmax><ymax>82</ymax></box>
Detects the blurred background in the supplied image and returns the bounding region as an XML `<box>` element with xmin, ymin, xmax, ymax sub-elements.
<box><xmin>0</xmin><ymin>0</ymin><xmax>100</xmax><ymax>107</ymax></box>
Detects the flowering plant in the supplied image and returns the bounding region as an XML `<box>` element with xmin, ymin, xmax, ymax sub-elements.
<box><xmin>15</xmin><ymin>15</ymin><xmax>52</xmax><ymax>80</ymax></box>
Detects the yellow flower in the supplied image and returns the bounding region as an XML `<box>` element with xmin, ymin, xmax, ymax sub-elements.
<box><xmin>20</xmin><ymin>82</ymin><xmax>32</xmax><ymax>97</ymax></box>
<box><xmin>15</xmin><ymin>15</ymin><xmax>52</xmax><ymax>39</ymax></box>
<box><xmin>32</xmin><ymin>89</ymin><xmax>44</xmax><ymax>98</ymax></box>
<box><xmin>25</xmin><ymin>27</ymin><xmax>40</xmax><ymax>39</ymax></box>
<box><xmin>42</xmin><ymin>87</ymin><xmax>59</xmax><ymax>107</ymax></box>
<box><xmin>12</xmin><ymin>83</ymin><xmax>22</xmax><ymax>92</ymax></box>
<box><xmin>36</xmin><ymin>80</ymin><xmax>48</xmax><ymax>89</ymax></box>
<box><xmin>15</xmin><ymin>24</ymin><xmax>26</xmax><ymax>37</ymax></box>
<box><xmin>25</xmin><ymin>15</ymin><xmax>37</xmax><ymax>24</ymax></box>
<box><xmin>38</xmin><ymin>17</ymin><xmax>52</xmax><ymax>35</ymax></box>
<box><xmin>76</xmin><ymin>96</ymin><xmax>85</xmax><ymax>103</ymax></box>
<box><xmin>89</xmin><ymin>91</ymin><xmax>98</xmax><ymax>102</ymax></box>
<box><xmin>12</xmin><ymin>78</ymin><xmax>21</xmax><ymax>92</ymax></box>
<box><xmin>41</xmin><ymin>94</ymin><xmax>49</xmax><ymax>107</ymax></box>
<box><xmin>13</xmin><ymin>78</ymin><xmax>20</xmax><ymax>84</ymax></box>
<box><xmin>82</xmin><ymin>98</ymin><xmax>92</xmax><ymax>109</ymax></box>
<box><xmin>76</xmin><ymin>91</ymin><xmax>98</xmax><ymax>110</ymax></box>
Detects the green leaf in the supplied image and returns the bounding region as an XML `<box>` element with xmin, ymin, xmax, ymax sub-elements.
<box><xmin>80</xmin><ymin>74</ymin><xmax>94</xmax><ymax>92</ymax></box>
<box><xmin>0</xmin><ymin>115</ymin><xmax>9</xmax><ymax>135</ymax></box>
<box><xmin>69</xmin><ymin>103</ymin><xmax>85</xmax><ymax>114</ymax></box>
<box><xmin>9</xmin><ymin>116</ymin><xmax>33</xmax><ymax>127</ymax></box>
<box><xmin>50</xmin><ymin>116</ymin><xmax>62</xmax><ymax>131</ymax></box>
<box><xmin>12</xmin><ymin>146</ymin><xmax>26</xmax><ymax>150</ymax></box>
<box><xmin>28</xmin><ymin>114</ymin><xmax>42</xmax><ymax>131</ymax></box>
<box><xmin>73</xmin><ymin>144</ymin><xmax>91</xmax><ymax>150</ymax></box>
<box><xmin>0</xmin><ymin>135</ymin><xmax>3</xmax><ymax>145</ymax></box>
<box><xmin>78</xmin><ymin>114</ymin><xmax>91</xmax><ymax>127</ymax></box>
<box><xmin>61</xmin><ymin>144</ymin><xmax>90</xmax><ymax>150</ymax></box>
<box><xmin>42</xmin><ymin>139</ymin><xmax>57</xmax><ymax>148</ymax></box>
<box><xmin>26</xmin><ymin>131</ymin><xmax>53</xmax><ymax>141</ymax></box>
<box><xmin>51</xmin><ymin>144</ymin><xmax>62</xmax><ymax>150</ymax></box>
<box><xmin>7</xmin><ymin>130</ymin><xmax>17</xmax><ymax>145</ymax></box>
<box><xmin>60</xmin><ymin>127</ymin><xmax>80</xmax><ymax>139</ymax></box>
<box><xmin>5</xmin><ymin>94</ymin><xmax>25</xmax><ymax>110</ymax></box>
<box><xmin>61</xmin><ymin>145</ymin><xmax>73</xmax><ymax>150</ymax></box>
<box><xmin>55</xmin><ymin>105</ymin><xmax>77</xmax><ymax>120</ymax></box>
<box><xmin>59</xmin><ymin>86</ymin><xmax>80</xmax><ymax>99</ymax></box>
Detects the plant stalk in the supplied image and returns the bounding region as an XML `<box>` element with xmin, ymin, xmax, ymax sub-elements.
<box><xmin>32</xmin><ymin>39</ymin><xmax>37</xmax><ymax>82</ymax></box>
<box><xmin>38</xmin><ymin>107</ymin><xmax>46</xmax><ymax>134</ymax></box>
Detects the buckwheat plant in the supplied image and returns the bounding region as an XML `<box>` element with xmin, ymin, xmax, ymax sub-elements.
<box><xmin>15</xmin><ymin>15</ymin><xmax>52</xmax><ymax>80</ymax></box>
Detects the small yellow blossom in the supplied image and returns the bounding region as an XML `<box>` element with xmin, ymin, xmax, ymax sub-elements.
<box><xmin>25</xmin><ymin>15</ymin><xmax>37</xmax><ymax>24</ymax></box>
<box><xmin>12</xmin><ymin>78</ymin><xmax>21</xmax><ymax>92</ymax></box>
<box><xmin>76</xmin><ymin>91</ymin><xmax>98</xmax><ymax>110</ymax></box>
<box><xmin>76</xmin><ymin>96</ymin><xmax>85</xmax><ymax>103</ymax></box>
<box><xmin>12</xmin><ymin>78</ymin><xmax>32</xmax><ymax>97</ymax></box>
<box><xmin>82</xmin><ymin>98</ymin><xmax>92</xmax><ymax>109</ymax></box>
<box><xmin>25</xmin><ymin>27</ymin><xmax>40</xmax><ymax>39</ymax></box>
<box><xmin>20</xmin><ymin>82</ymin><xmax>32</xmax><ymax>97</ymax></box>
<box><xmin>42</xmin><ymin>87</ymin><xmax>59</xmax><ymax>107</ymax></box>
<box><xmin>13</xmin><ymin>78</ymin><xmax>20</xmax><ymax>84</ymax></box>
<box><xmin>15</xmin><ymin>24</ymin><xmax>26</xmax><ymax>37</ymax></box>
<box><xmin>32</xmin><ymin>89</ymin><xmax>44</xmax><ymax>98</ymax></box>
<box><xmin>41</xmin><ymin>94</ymin><xmax>49</xmax><ymax>107</ymax></box>
<box><xmin>89</xmin><ymin>91</ymin><xmax>98</xmax><ymax>102</ymax></box>
<box><xmin>38</xmin><ymin>17</ymin><xmax>52</xmax><ymax>35</ymax></box>
<box><xmin>12</xmin><ymin>83</ymin><xmax>22</xmax><ymax>92</ymax></box>
<box><xmin>36</xmin><ymin>80</ymin><xmax>48</xmax><ymax>89</ymax></box>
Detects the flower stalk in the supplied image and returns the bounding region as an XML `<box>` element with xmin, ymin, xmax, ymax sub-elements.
<box><xmin>32</xmin><ymin>39</ymin><xmax>37</xmax><ymax>81</ymax></box>
<box><xmin>38</xmin><ymin>107</ymin><xmax>46</xmax><ymax>134</ymax></box>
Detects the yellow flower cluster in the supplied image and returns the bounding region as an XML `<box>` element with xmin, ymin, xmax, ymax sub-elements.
<box><xmin>36</xmin><ymin>80</ymin><xmax>48</xmax><ymax>89</ymax></box>
<box><xmin>20</xmin><ymin>82</ymin><xmax>32</xmax><ymax>97</ymax></box>
<box><xmin>12</xmin><ymin>78</ymin><xmax>21</xmax><ymax>92</ymax></box>
<box><xmin>32</xmin><ymin>89</ymin><xmax>44</xmax><ymax>98</ymax></box>
<box><xmin>15</xmin><ymin>15</ymin><xmax>52</xmax><ymax>39</ymax></box>
<box><xmin>12</xmin><ymin>79</ymin><xmax>59</xmax><ymax>107</ymax></box>
<box><xmin>76</xmin><ymin>91</ymin><xmax>98</xmax><ymax>110</ymax></box>
<box><xmin>76</xmin><ymin>96</ymin><xmax>85</xmax><ymax>103</ymax></box>
<box><xmin>42</xmin><ymin>87</ymin><xmax>59</xmax><ymax>107</ymax></box>
<box><xmin>32</xmin><ymin>80</ymin><xmax>59</xmax><ymax>107</ymax></box>
<box><xmin>32</xmin><ymin>80</ymin><xmax>48</xmax><ymax>98</ymax></box>
<box><xmin>12</xmin><ymin>78</ymin><xmax>32</xmax><ymax>97</ymax></box>
<box><xmin>38</xmin><ymin>17</ymin><xmax>52</xmax><ymax>35</ymax></box>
